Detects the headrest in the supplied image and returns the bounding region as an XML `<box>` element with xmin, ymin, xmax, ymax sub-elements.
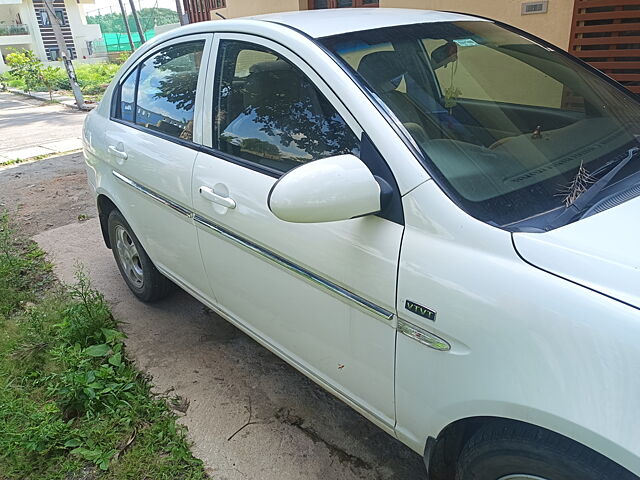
<box><xmin>357</xmin><ymin>51</ymin><xmax>406</xmax><ymax>92</ymax></box>
<box><xmin>243</xmin><ymin>60</ymin><xmax>301</xmax><ymax>106</ymax></box>
<box><xmin>249</xmin><ymin>60</ymin><xmax>291</xmax><ymax>74</ymax></box>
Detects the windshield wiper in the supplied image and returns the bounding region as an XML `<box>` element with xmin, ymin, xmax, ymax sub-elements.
<box><xmin>545</xmin><ymin>146</ymin><xmax>640</xmax><ymax>230</ymax></box>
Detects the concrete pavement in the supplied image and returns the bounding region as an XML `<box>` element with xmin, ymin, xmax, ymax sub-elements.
<box><xmin>0</xmin><ymin>91</ymin><xmax>85</xmax><ymax>163</ymax></box>
<box><xmin>7</xmin><ymin>87</ymin><xmax>96</xmax><ymax>110</ymax></box>
<box><xmin>34</xmin><ymin>219</ymin><xmax>425</xmax><ymax>480</ymax></box>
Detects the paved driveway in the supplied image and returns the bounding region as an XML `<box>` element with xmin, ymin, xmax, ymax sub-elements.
<box><xmin>0</xmin><ymin>92</ymin><xmax>86</xmax><ymax>162</ymax></box>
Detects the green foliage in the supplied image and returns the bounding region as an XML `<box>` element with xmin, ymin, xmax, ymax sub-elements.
<box><xmin>0</xmin><ymin>214</ymin><xmax>206</xmax><ymax>480</ymax></box>
<box><xmin>0</xmin><ymin>212</ymin><xmax>51</xmax><ymax>317</ymax></box>
<box><xmin>5</xmin><ymin>55</ymin><xmax>120</xmax><ymax>97</ymax></box>
<box><xmin>117</xmin><ymin>50</ymin><xmax>132</xmax><ymax>64</ymax></box>
<box><xmin>75</xmin><ymin>62</ymin><xmax>120</xmax><ymax>93</ymax></box>
<box><xmin>87</xmin><ymin>8</ymin><xmax>178</xmax><ymax>34</ymax></box>
<box><xmin>0</xmin><ymin>72</ymin><xmax>8</xmax><ymax>90</ymax></box>
<box><xmin>5</xmin><ymin>49</ymin><xmax>47</xmax><ymax>94</ymax></box>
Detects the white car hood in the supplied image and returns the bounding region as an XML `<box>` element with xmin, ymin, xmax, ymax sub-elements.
<box><xmin>512</xmin><ymin>196</ymin><xmax>640</xmax><ymax>308</ymax></box>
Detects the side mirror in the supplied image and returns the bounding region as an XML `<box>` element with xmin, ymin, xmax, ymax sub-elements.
<box><xmin>267</xmin><ymin>154</ymin><xmax>390</xmax><ymax>223</ymax></box>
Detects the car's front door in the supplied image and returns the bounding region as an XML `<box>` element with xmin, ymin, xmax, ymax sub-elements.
<box><xmin>192</xmin><ymin>34</ymin><xmax>403</xmax><ymax>428</ymax></box>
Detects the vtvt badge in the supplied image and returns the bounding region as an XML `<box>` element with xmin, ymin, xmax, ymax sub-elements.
<box><xmin>405</xmin><ymin>300</ymin><xmax>436</xmax><ymax>321</ymax></box>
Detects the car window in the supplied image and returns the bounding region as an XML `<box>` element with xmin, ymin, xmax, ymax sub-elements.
<box><xmin>323</xmin><ymin>22</ymin><xmax>640</xmax><ymax>229</ymax></box>
<box><xmin>131</xmin><ymin>41</ymin><xmax>204</xmax><ymax>141</ymax></box>
<box><xmin>213</xmin><ymin>40</ymin><xmax>360</xmax><ymax>174</ymax></box>
<box><xmin>422</xmin><ymin>38</ymin><xmax>585</xmax><ymax>112</ymax></box>
<box><xmin>118</xmin><ymin>69</ymin><xmax>137</xmax><ymax>123</ymax></box>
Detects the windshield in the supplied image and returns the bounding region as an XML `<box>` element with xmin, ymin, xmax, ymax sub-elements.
<box><xmin>322</xmin><ymin>21</ymin><xmax>640</xmax><ymax>229</ymax></box>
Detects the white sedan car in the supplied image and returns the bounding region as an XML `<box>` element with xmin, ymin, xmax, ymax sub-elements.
<box><xmin>83</xmin><ymin>8</ymin><xmax>640</xmax><ymax>480</ymax></box>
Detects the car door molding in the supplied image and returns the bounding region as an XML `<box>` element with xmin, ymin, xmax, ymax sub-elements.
<box><xmin>112</xmin><ymin>170</ymin><xmax>394</xmax><ymax>321</ymax></box>
<box><xmin>113</xmin><ymin>170</ymin><xmax>192</xmax><ymax>218</ymax></box>
<box><xmin>192</xmin><ymin>214</ymin><xmax>395</xmax><ymax>321</ymax></box>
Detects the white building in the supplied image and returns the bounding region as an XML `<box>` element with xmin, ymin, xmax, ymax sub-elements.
<box><xmin>0</xmin><ymin>0</ymin><xmax>102</xmax><ymax>72</ymax></box>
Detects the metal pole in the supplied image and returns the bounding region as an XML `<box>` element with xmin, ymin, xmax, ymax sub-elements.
<box><xmin>128</xmin><ymin>0</ymin><xmax>145</xmax><ymax>44</ymax></box>
<box><xmin>43</xmin><ymin>0</ymin><xmax>85</xmax><ymax>110</ymax></box>
<box><xmin>117</xmin><ymin>0</ymin><xmax>135</xmax><ymax>51</ymax></box>
<box><xmin>175</xmin><ymin>0</ymin><xmax>185</xmax><ymax>25</ymax></box>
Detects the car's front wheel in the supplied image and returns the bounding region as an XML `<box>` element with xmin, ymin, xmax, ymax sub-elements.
<box><xmin>455</xmin><ymin>422</ymin><xmax>636</xmax><ymax>480</ymax></box>
<box><xmin>108</xmin><ymin>209</ymin><xmax>174</xmax><ymax>302</ymax></box>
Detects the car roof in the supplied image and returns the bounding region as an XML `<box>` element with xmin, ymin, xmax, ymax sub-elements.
<box><xmin>247</xmin><ymin>8</ymin><xmax>487</xmax><ymax>38</ymax></box>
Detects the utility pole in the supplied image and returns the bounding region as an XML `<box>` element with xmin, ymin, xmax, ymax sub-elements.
<box><xmin>175</xmin><ymin>0</ymin><xmax>185</xmax><ymax>25</ymax></box>
<box><xmin>117</xmin><ymin>0</ymin><xmax>135</xmax><ymax>51</ymax></box>
<box><xmin>43</xmin><ymin>0</ymin><xmax>85</xmax><ymax>110</ymax></box>
<box><xmin>128</xmin><ymin>0</ymin><xmax>145</xmax><ymax>44</ymax></box>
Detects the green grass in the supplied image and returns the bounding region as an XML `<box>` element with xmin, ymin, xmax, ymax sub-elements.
<box><xmin>0</xmin><ymin>212</ymin><xmax>207</xmax><ymax>480</ymax></box>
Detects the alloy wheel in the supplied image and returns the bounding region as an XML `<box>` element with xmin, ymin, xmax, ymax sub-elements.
<box><xmin>114</xmin><ymin>225</ymin><xmax>144</xmax><ymax>288</ymax></box>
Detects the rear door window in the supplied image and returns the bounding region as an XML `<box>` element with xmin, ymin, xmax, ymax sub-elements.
<box><xmin>114</xmin><ymin>41</ymin><xmax>205</xmax><ymax>142</ymax></box>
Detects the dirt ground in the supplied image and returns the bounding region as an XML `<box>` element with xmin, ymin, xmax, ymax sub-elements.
<box><xmin>2</xmin><ymin>154</ymin><xmax>426</xmax><ymax>479</ymax></box>
<box><xmin>0</xmin><ymin>152</ymin><xmax>95</xmax><ymax>235</ymax></box>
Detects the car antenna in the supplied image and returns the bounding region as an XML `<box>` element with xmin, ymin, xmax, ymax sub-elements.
<box><xmin>216</xmin><ymin>12</ymin><xmax>226</xmax><ymax>19</ymax></box>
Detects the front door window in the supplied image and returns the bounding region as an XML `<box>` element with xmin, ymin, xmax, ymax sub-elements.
<box><xmin>213</xmin><ymin>40</ymin><xmax>360</xmax><ymax>174</ymax></box>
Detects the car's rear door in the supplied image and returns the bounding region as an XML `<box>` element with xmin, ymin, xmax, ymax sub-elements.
<box><xmin>192</xmin><ymin>34</ymin><xmax>403</xmax><ymax>430</ymax></box>
<box><xmin>104</xmin><ymin>34</ymin><xmax>214</xmax><ymax>299</ymax></box>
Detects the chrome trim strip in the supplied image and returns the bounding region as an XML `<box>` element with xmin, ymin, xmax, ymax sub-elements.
<box><xmin>193</xmin><ymin>214</ymin><xmax>394</xmax><ymax>321</ymax></box>
<box><xmin>111</xmin><ymin>169</ymin><xmax>394</xmax><ymax>321</ymax></box>
<box><xmin>397</xmin><ymin>318</ymin><xmax>451</xmax><ymax>351</ymax></box>
<box><xmin>112</xmin><ymin>170</ymin><xmax>192</xmax><ymax>218</ymax></box>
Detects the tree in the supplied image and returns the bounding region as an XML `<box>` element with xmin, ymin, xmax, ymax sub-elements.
<box><xmin>86</xmin><ymin>8</ymin><xmax>179</xmax><ymax>35</ymax></box>
<box><xmin>5</xmin><ymin>49</ymin><xmax>54</xmax><ymax>100</ymax></box>
<box><xmin>241</xmin><ymin>138</ymin><xmax>280</xmax><ymax>158</ymax></box>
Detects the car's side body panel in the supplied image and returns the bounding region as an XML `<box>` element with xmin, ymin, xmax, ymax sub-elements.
<box><xmin>191</xmin><ymin>31</ymin><xmax>403</xmax><ymax>429</ymax></box>
<box><xmin>396</xmin><ymin>179</ymin><xmax>640</xmax><ymax>476</ymax></box>
<box><xmin>84</xmin><ymin>13</ymin><xmax>640</xmax><ymax>478</ymax></box>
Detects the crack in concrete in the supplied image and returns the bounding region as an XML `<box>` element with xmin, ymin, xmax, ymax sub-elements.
<box><xmin>275</xmin><ymin>407</ymin><xmax>375</xmax><ymax>474</ymax></box>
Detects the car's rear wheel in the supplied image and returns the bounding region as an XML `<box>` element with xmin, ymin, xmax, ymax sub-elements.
<box><xmin>108</xmin><ymin>209</ymin><xmax>174</xmax><ymax>302</ymax></box>
<box><xmin>455</xmin><ymin>422</ymin><xmax>636</xmax><ymax>480</ymax></box>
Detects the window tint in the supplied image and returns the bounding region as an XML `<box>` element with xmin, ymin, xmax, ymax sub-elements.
<box><xmin>423</xmin><ymin>38</ymin><xmax>585</xmax><ymax>112</ymax></box>
<box><xmin>119</xmin><ymin>70</ymin><xmax>136</xmax><ymax>123</ymax></box>
<box><xmin>135</xmin><ymin>41</ymin><xmax>204</xmax><ymax>141</ymax></box>
<box><xmin>323</xmin><ymin>22</ymin><xmax>640</xmax><ymax>229</ymax></box>
<box><xmin>213</xmin><ymin>40</ymin><xmax>360</xmax><ymax>173</ymax></box>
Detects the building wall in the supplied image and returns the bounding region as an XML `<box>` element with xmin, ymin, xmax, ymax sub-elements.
<box><xmin>206</xmin><ymin>1</ymin><xmax>572</xmax><ymax>49</ymax></box>
<box><xmin>380</xmin><ymin>0</ymin><xmax>574</xmax><ymax>49</ymax></box>
<box><xmin>0</xmin><ymin>0</ymin><xmax>101</xmax><ymax>71</ymax></box>
<box><xmin>64</xmin><ymin>0</ymin><xmax>101</xmax><ymax>59</ymax></box>
<box><xmin>210</xmin><ymin>0</ymin><xmax>307</xmax><ymax>20</ymax></box>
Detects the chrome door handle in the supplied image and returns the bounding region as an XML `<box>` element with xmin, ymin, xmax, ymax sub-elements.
<box><xmin>108</xmin><ymin>145</ymin><xmax>128</xmax><ymax>160</ymax></box>
<box><xmin>199</xmin><ymin>186</ymin><xmax>236</xmax><ymax>209</ymax></box>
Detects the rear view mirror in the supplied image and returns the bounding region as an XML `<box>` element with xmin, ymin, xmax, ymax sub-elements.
<box><xmin>267</xmin><ymin>154</ymin><xmax>389</xmax><ymax>223</ymax></box>
<box><xmin>431</xmin><ymin>41</ymin><xmax>458</xmax><ymax>70</ymax></box>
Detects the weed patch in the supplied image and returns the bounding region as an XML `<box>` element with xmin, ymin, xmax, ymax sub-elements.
<box><xmin>0</xmin><ymin>213</ymin><xmax>206</xmax><ymax>480</ymax></box>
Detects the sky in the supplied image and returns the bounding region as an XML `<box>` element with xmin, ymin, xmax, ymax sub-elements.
<box><xmin>83</xmin><ymin>0</ymin><xmax>179</xmax><ymax>18</ymax></box>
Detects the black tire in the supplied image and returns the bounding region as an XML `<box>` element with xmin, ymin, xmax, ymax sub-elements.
<box><xmin>107</xmin><ymin>209</ymin><xmax>174</xmax><ymax>302</ymax></box>
<box><xmin>455</xmin><ymin>422</ymin><xmax>636</xmax><ymax>480</ymax></box>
